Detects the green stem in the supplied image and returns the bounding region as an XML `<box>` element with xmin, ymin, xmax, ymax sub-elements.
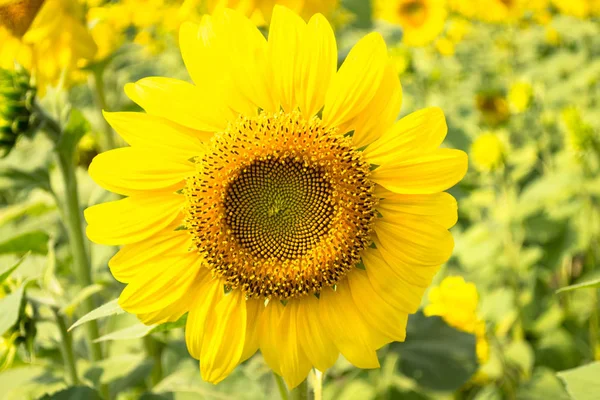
<box><xmin>53</xmin><ymin>309</ymin><xmax>79</xmax><ymax>385</ymax></box>
<box><xmin>143</xmin><ymin>336</ymin><xmax>164</xmax><ymax>387</ymax></box>
<box><xmin>274</xmin><ymin>374</ymin><xmax>289</xmax><ymax>400</ymax></box>
<box><xmin>41</xmin><ymin>110</ymin><xmax>109</xmax><ymax>399</ymax></box>
<box><xmin>91</xmin><ymin>68</ymin><xmax>117</xmax><ymax>151</ymax></box>
<box><xmin>56</xmin><ymin>151</ymin><xmax>104</xmax><ymax>364</ymax></box>
<box><xmin>289</xmin><ymin>380</ymin><xmax>310</xmax><ymax>400</ymax></box>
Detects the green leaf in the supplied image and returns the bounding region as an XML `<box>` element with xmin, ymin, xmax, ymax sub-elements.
<box><xmin>38</xmin><ymin>386</ymin><xmax>102</xmax><ymax>400</ymax></box>
<box><xmin>68</xmin><ymin>299</ymin><xmax>123</xmax><ymax>331</ymax></box>
<box><xmin>0</xmin><ymin>285</ymin><xmax>25</xmax><ymax>336</ymax></box>
<box><xmin>60</xmin><ymin>284</ymin><xmax>105</xmax><ymax>317</ymax></box>
<box><xmin>556</xmin><ymin>277</ymin><xmax>600</xmax><ymax>293</ymax></box>
<box><xmin>557</xmin><ymin>362</ymin><xmax>600</xmax><ymax>400</ymax></box>
<box><xmin>56</xmin><ymin>109</ymin><xmax>90</xmax><ymax>162</ymax></box>
<box><xmin>0</xmin><ymin>231</ymin><xmax>49</xmax><ymax>255</ymax></box>
<box><xmin>0</xmin><ymin>167</ymin><xmax>51</xmax><ymax>193</ymax></box>
<box><xmin>389</xmin><ymin>312</ymin><xmax>478</xmax><ymax>391</ymax></box>
<box><xmin>94</xmin><ymin>323</ymin><xmax>155</xmax><ymax>342</ymax></box>
<box><xmin>93</xmin><ymin>314</ymin><xmax>188</xmax><ymax>342</ymax></box>
<box><xmin>151</xmin><ymin>314</ymin><xmax>187</xmax><ymax>333</ymax></box>
<box><xmin>0</xmin><ymin>252</ymin><xmax>29</xmax><ymax>284</ymax></box>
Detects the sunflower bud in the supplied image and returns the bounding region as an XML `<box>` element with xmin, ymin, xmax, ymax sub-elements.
<box><xmin>0</xmin><ymin>67</ymin><xmax>37</xmax><ymax>157</ymax></box>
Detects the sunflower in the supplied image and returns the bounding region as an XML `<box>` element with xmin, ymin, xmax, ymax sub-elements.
<box><xmin>85</xmin><ymin>6</ymin><xmax>467</xmax><ymax>388</ymax></box>
<box><xmin>0</xmin><ymin>0</ymin><xmax>97</xmax><ymax>91</ymax></box>
<box><xmin>376</xmin><ymin>0</ymin><xmax>447</xmax><ymax>47</ymax></box>
<box><xmin>476</xmin><ymin>0</ymin><xmax>524</xmax><ymax>23</ymax></box>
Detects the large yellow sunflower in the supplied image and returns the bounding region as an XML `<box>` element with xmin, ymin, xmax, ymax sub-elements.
<box><xmin>376</xmin><ymin>0</ymin><xmax>447</xmax><ymax>47</ymax></box>
<box><xmin>85</xmin><ymin>6</ymin><xmax>467</xmax><ymax>388</ymax></box>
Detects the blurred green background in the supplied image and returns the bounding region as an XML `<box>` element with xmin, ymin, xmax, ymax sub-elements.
<box><xmin>1</xmin><ymin>0</ymin><xmax>600</xmax><ymax>399</ymax></box>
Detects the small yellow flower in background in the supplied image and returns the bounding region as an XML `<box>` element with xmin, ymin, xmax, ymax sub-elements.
<box><xmin>0</xmin><ymin>0</ymin><xmax>97</xmax><ymax>92</ymax></box>
<box><xmin>561</xmin><ymin>106</ymin><xmax>596</xmax><ymax>153</ymax></box>
<box><xmin>85</xmin><ymin>6</ymin><xmax>467</xmax><ymax>388</ymax></box>
<box><xmin>182</xmin><ymin>0</ymin><xmax>340</xmax><ymax>26</ymax></box>
<box><xmin>476</xmin><ymin>0</ymin><xmax>524</xmax><ymax>23</ymax></box>
<box><xmin>435</xmin><ymin>37</ymin><xmax>455</xmax><ymax>56</ymax></box>
<box><xmin>508</xmin><ymin>81</ymin><xmax>533</xmax><ymax>113</ymax></box>
<box><xmin>544</xmin><ymin>26</ymin><xmax>561</xmax><ymax>46</ymax></box>
<box><xmin>470</xmin><ymin>132</ymin><xmax>506</xmax><ymax>172</ymax></box>
<box><xmin>388</xmin><ymin>45</ymin><xmax>413</xmax><ymax>75</ymax></box>
<box><xmin>446</xmin><ymin>17</ymin><xmax>471</xmax><ymax>44</ymax></box>
<box><xmin>425</xmin><ymin>276</ymin><xmax>489</xmax><ymax>364</ymax></box>
<box><xmin>551</xmin><ymin>0</ymin><xmax>596</xmax><ymax>18</ymax></box>
<box><xmin>376</xmin><ymin>0</ymin><xmax>447</xmax><ymax>47</ymax></box>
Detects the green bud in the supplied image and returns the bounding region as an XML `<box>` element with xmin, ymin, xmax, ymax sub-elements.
<box><xmin>0</xmin><ymin>67</ymin><xmax>37</xmax><ymax>157</ymax></box>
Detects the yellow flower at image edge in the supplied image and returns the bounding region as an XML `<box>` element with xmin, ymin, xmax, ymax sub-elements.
<box><xmin>425</xmin><ymin>276</ymin><xmax>489</xmax><ymax>363</ymax></box>
<box><xmin>376</xmin><ymin>0</ymin><xmax>447</xmax><ymax>46</ymax></box>
<box><xmin>84</xmin><ymin>6</ymin><xmax>468</xmax><ymax>387</ymax></box>
<box><xmin>470</xmin><ymin>132</ymin><xmax>505</xmax><ymax>172</ymax></box>
<box><xmin>0</xmin><ymin>0</ymin><xmax>97</xmax><ymax>91</ymax></box>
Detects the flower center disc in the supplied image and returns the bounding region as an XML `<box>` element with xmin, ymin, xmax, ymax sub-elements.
<box><xmin>185</xmin><ymin>111</ymin><xmax>376</xmax><ymax>300</ymax></box>
<box><xmin>224</xmin><ymin>158</ymin><xmax>335</xmax><ymax>259</ymax></box>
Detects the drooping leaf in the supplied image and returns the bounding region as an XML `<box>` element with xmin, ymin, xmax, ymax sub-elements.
<box><xmin>60</xmin><ymin>284</ymin><xmax>105</xmax><ymax>317</ymax></box>
<box><xmin>68</xmin><ymin>299</ymin><xmax>123</xmax><ymax>331</ymax></box>
<box><xmin>0</xmin><ymin>231</ymin><xmax>49</xmax><ymax>255</ymax></box>
<box><xmin>0</xmin><ymin>167</ymin><xmax>51</xmax><ymax>193</ymax></box>
<box><xmin>38</xmin><ymin>386</ymin><xmax>102</xmax><ymax>400</ymax></box>
<box><xmin>389</xmin><ymin>312</ymin><xmax>478</xmax><ymax>391</ymax></box>
<box><xmin>0</xmin><ymin>252</ymin><xmax>29</xmax><ymax>284</ymax></box>
<box><xmin>556</xmin><ymin>277</ymin><xmax>600</xmax><ymax>293</ymax></box>
<box><xmin>93</xmin><ymin>323</ymin><xmax>155</xmax><ymax>342</ymax></box>
<box><xmin>93</xmin><ymin>314</ymin><xmax>188</xmax><ymax>342</ymax></box>
<box><xmin>0</xmin><ymin>285</ymin><xmax>25</xmax><ymax>336</ymax></box>
<box><xmin>557</xmin><ymin>362</ymin><xmax>600</xmax><ymax>400</ymax></box>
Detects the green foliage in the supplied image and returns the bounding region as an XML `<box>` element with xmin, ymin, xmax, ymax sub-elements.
<box><xmin>390</xmin><ymin>313</ymin><xmax>478</xmax><ymax>391</ymax></box>
<box><xmin>0</xmin><ymin>285</ymin><xmax>25</xmax><ymax>336</ymax></box>
<box><xmin>557</xmin><ymin>362</ymin><xmax>600</xmax><ymax>400</ymax></box>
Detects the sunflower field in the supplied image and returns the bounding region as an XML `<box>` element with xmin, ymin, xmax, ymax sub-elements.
<box><xmin>1</xmin><ymin>0</ymin><xmax>600</xmax><ymax>399</ymax></box>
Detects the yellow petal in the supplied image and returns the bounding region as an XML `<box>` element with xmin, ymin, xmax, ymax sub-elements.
<box><xmin>322</xmin><ymin>32</ymin><xmax>387</xmax><ymax>128</ymax></box>
<box><xmin>103</xmin><ymin>111</ymin><xmax>210</xmax><ymax>158</ymax></box>
<box><xmin>347</xmin><ymin>269</ymin><xmax>409</xmax><ymax>343</ymax></box>
<box><xmin>296</xmin><ymin>295</ymin><xmax>338</xmax><ymax>372</ymax></box>
<box><xmin>185</xmin><ymin>275</ymin><xmax>223</xmax><ymax>359</ymax></box>
<box><xmin>88</xmin><ymin>147</ymin><xmax>194</xmax><ymax>196</ymax></box>
<box><xmin>363</xmin><ymin>107</ymin><xmax>447</xmax><ymax>165</ymax></box>
<box><xmin>119</xmin><ymin>252</ymin><xmax>203</xmax><ymax>315</ymax></box>
<box><xmin>200</xmin><ymin>289</ymin><xmax>247</xmax><ymax>384</ymax></box>
<box><xmin>124</xmin><ymin>77</ymin><xmax>231</xmax><ymax>132</ymax></box>
<box><xmin>179</xmin><ymin>18</ymin><xmax>256</xmax><ymax>116</ymax></box>
<box><xmin>240</xmin><ymin>299</ymin><xmax>264</xmax><ymax>363</ymax></box>
<box><xmin>268</xmin><ymin>5</ymin><xmax>306</xmax><ymax>112</ymax></box>
<box><xmin>374</xmin><ymin>215</ymin><xmax>454</xmax><ymax>267</ymax></box>
<box><xmin>371</xmin><ymin>148</ymin><xmax>468</xmax><ymax>194</ymax></box>
<box><xmin>212</xmin><ymin>9</ymin><xmax>275</xmax><ymax>113</ymax></box>
<box><xmin>296</xmin><ymin>13</ymin><xmax>336</xmax><ymax>118</ymax></box>
<box><xmin>346</xmin><ymin>63</ymin><xmax>402</xmax><ymax>149</ymax></box>
<box><xmin>278</xmin><ymin>301</ymin><xmax>313</xmax><ymax>388</ymax></box>
<box><xmin>258</xmin><ymin>300</ymin><xmax>284</xmax><ymax>375</ymax></box>
<box><xmin>376</xmin><ymin>189</ymin><xmax>458</xmax><ymax>229</ymax></box>
<box><xmin>373</xmin><ymin>236</ymin><xmax>440</xmax><ymax>287</ymax></box>
<box><xmin>361</xmin><ymin>246</ymin><xmax>427</xmax><ymax>314</ymax></box>
<box><xmin>85</xmin><ymin>193</ymin><xmax>184</xmax><ymax>245</ymax></box>
<box><xmin>319</xmin><ymin>281</ymin><xmax>381</xmax><ymax>368</ymax></box>
<box><xmin>108</xmin><ymin>227</ymin><xmax>191</xmax><ymax>283</ymax></box>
